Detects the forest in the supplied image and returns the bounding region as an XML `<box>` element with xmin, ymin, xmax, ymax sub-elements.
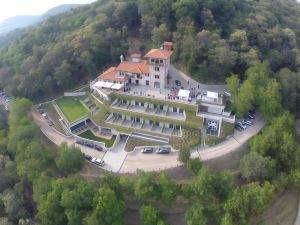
<box><xmin>0</xmin><ymin>0</ymin><xmax>300</xmax><ymax>101</ymax></box>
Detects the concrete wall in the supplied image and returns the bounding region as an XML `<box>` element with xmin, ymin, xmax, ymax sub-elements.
<box><xmin>64</xmin><ymin>92</ymin><xmax>86</xmax><ymax>97</ymax></box>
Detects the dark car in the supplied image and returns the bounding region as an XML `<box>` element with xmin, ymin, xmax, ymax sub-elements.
<box><xmin>76</xmin><ymin>140</ymin><xmax>84</xmax><ymax>145</ymax></box>
<box><xmin>38</xmin><ymin>109</ymin><xmax>44</xmax><ymax>114</ymax></box>
<box><xmin>85</xmin><ymin>142</ymin><xmax>94</xmax><ymax>148</ymax></box>
<box><xmin>175</xmin><ymin>80</ymin><xmax>181</xmax><ymax>86</ymax></box>
<box><xmin>157</xmin><ymin>146</ymin><xmax>171</xmax><ymax>154</ymax></box>
<box><xmin>83</xmin><ymin>153</ymin><xmax>92</xmax><ymax>161</ymax></box>
<box><xmin>47</xmin><ymin>120</ymin><xmax>54</xmax><ymax>126</ymax></box>
<box><xmin>94</xmin><ymin>145</ymin><xmax>103</xmax><ymax>151</ymax></box>
<box><xmin>141</xmin><ymin>147</ymin><xmax>154</xmax><ymax>153</ymax></box>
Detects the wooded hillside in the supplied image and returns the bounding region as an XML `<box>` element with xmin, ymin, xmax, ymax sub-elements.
<box><xmin>0</xmin><ymin>0</ymin><xmax>299</xmax><ymax>100</ymax></box>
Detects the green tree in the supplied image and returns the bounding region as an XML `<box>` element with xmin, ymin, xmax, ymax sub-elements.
<box><xmin>178</xmin><ymin>149</ymin><xmax>191</xmax><ymax>164</ymax></box>
<box><xmin>87</xmin><ymin>186</ymin><xmax>125</xmax><ymax>225</ymax></box>
<box><xmin>184</xmin><ymin>203</ymin><xmax>207</xmax><ymax>225</ymax></box>
<box><xmin>240</xmin><ymin>152</ymin><xmax>274</xmax><ymax>182</ymax></box>
<box><xmin>139</xmin><ymin>205</ymin><xmax>166</xmax><ymax>225</ymax></box>
<box><xmin>151</xmin><ymin>24</ymin><xmax>170</xmax><ymax>47</ymax></box>
<box><xmin>223</xmin><ymin>182</ymin><xmax>274</xmax><ymax>225</ymax></box>
<box><xmin>186</xmin><ymin>159</ymin><xmax>202</xmax><ymax>175</ymax></box>
<box><xmin>55</xmin><ymin>143</ymin><xmax>84</xmax><ymax>175</ymax></box>
<box><xmin>134</xmin><ymin>170</ymin><xmax>157</xmax><ymax>201</ymax></box>
<box><xmin>156</xmin><ymin>172</ymin><xmax>177</xmax><ymax>204</ymax></box>
<box><xmin>226</xmin><ymin>74</ymin><xmax>240</xmax><ymax>100</ymax></box>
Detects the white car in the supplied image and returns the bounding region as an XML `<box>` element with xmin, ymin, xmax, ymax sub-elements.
<box><xmin>91</xmin><ymin>157</ymin><xmax>105</xmax><ymax>167</ymax></box>
<box><xmin>236</xmin><ymin>122</ymin><xmax>247</xmax><ymax>129</ymax></box>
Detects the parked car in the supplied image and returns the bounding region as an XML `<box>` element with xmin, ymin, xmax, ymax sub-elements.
<box><xmin>235</xmin><ymin>124</ymin><xmax>243</xmax><ymax>131</ymax></box>
<box><xmin>83</xmin><ymin>153</ymin><xmax>92</xmax><ymax>161</ymax></box>
<box><xmin>85</xmin><ymin>142</ymin><xmax>94</xmax><ymax>148</ymax></box>
<box><xmin>91</xmin><ymin>157</ymin><xmax>105</xmax><ymax>167</ymax></box>
<box><xmin>94</xmin><ymin>145</ymin><xmax>103</xmax><ymax>151</ymax></box>
<box><xmin>42</xmin><ymin>113</ymin><xmax>48</xmax><ymax>119</ymax></box>
<box><xmin>236</xmin><ymin>122</ymin><xmax>247</xmax><ymax>130</ymax></box>
<box><xmin>141</xmin><ymin>147</ymin><xmax>154</xmax><ymax>153</ymax></box>
<box><xmin>245</xmin><ymin>112</ymin><xmax>255</xmax><ymax>119</ymax></box>
<box><xmin>157</xmin><ymin>146</ymin><xmax>171</xmax><ymax>154</ymax></box>
<box><xmin>242</xmin><ymin>119</ymin><xmax>253</xmax><ymax>126</ymax></box>
<box><xmin>249</xmin><ymin>108</ymin><xmax>256</xmax><ymax>115</ymax></box>
<box><xmin>208</xmin><ymin>125</ymin><xmax>217</xmax><ymax>131</ymax></box>
<box><xmin>76</xmin><ymin>140</ymin><xmax>84</xmax><ymax>145</ymax></box>
<box><xmin>175</xmin><ymin>80</ymin><xmax>181</xmax><ymax>86</ymax></box>
<box><xmin>47</xmin><ymin>120</ymin><xmax>54</xmax><ymax>126</ymax></box>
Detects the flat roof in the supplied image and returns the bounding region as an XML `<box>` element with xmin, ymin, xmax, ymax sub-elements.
<box><xmin>178</xmin><ymin>89</ymin><xmax>190</xmax><ymax>98</ymax></box>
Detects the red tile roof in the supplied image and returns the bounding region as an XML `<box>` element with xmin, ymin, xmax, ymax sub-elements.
<box><xmin>130</xmin><ymin>53</ymin><xmax>142</xmax><ymax>58</ymax></box>
<box><xmin>163</xmin><ymin>41</ymin><xmax>173</xmax><ymax>46</ymax></box>
<box><xmin>97</xmin><ymin>67</ymin><xmax>128</xmax><ymax>82</ymax></box>
<box><xmin>144</xmin><ymin>49</ymin><xmax>173</xmax><ymax>59</ymax></box>
<box><xmin>116</xmin><ymin>61</ymin><xmax>149</xmax><ymax>74</ymax></box>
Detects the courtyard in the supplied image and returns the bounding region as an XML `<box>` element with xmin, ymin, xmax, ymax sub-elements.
<box><xmin>56</xmin><ymin>97</ymin><xmax>89</xmax><ymax>123</ymax></box>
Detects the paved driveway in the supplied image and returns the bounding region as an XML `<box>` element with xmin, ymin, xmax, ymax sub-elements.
<box><xmin>101</xmin><ymin>136</ymin><xmax>128</xmax><ymax>172</ymax></box>
<box><xmin>168</xmin><ymin>65</ymin><xmax>226</xmax><ymax>93</ymax></box>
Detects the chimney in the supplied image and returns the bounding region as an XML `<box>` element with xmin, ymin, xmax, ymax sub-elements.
<box><xmin>120</xmin><ymin>55</ymin><xmax>124</xmax><ymax>62</ymax></box>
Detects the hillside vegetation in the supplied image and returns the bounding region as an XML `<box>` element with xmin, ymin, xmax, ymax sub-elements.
<box><xmin>0</xmin><ymin>0</ymin><xmax>300</xmax><ymax>100</ymax></box>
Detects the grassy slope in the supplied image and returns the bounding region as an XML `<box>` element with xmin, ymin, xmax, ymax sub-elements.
<box><xmin>56</xmin><ymin>97</ymin><xmax>88</xmax><ymax>123</ymax></box>
<box><xmin>124</xmin><ymin>137</ymin><xmax>165</xmax><ymax>152</ymax></box>
<box><xmin>78</xmin><ymin>130</ymin><xmax>116</xmax><ymax>148</ymax></box>
<box><xmin>91</xmin><ymin>95</ymin><xmax>202</xmax><ymax>150</ymax></box>
<box><xmin>43</xmin><ymin>102</ymin><xmax>65</xmax><ymax>134</ymax></box>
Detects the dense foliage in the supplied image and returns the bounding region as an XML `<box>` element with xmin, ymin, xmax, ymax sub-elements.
<box><xmin>1</xmin><ymin>0</ymin><xmax>300</xmax><ymax>100</ymax></box>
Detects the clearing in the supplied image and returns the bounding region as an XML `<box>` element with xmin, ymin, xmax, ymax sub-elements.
<box><xmin>56</xmin><ymin>97</ymin><xmax>88</xmax><ymax>123</ymax></box>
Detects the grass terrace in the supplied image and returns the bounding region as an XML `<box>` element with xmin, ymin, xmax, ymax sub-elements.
<box><xmin>205</xmin><ymin>121</ymin><xmax>234</xmax><ymax>146</ymax></box>
<box><xmin>56</xmin><ymin>97</ymin><xmax>89</xmax><ymax>123</ymax></box>
<box><xmin>78</xmin><ymin>130</ymin><xmax>116</xmax><ymax>148</ymax></box>
<box><xmin>90</xmin><ymin>94</ymin><xmax>202</xmax><ymax>150</ymax></box>
<box><xmin>124</xmin><ymin>137</ymin><xmax>165</xmax><ymax>152</ymax></box>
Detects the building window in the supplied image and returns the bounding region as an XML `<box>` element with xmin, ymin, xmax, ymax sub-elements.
<box><xmin>155</xmin><ymin>67</ymin><xmax>160</xmax><ymax>71</ymax></box>
<box><xmin>145</xmin><ymin>73</ymin><xmax>149</xmax><ymax>77</ymax></box>
<box><xmin>151</xmin><ymin>59</ymin><xmax>155</xmax><ymax>62</ymax></box>
<box><xmin>155</xmin><ymin>75</ymin><xmax>160</xmax><ymax>79</ymax></box>
<box><xmin>146</xmin><ymin>80</ymin><xmax>149</xmax><ymax>86</ymax></box>
<box><xmin>159</xmin><ymin>60</ymin><xmax>163</xmax><ymax>64</ymax></box>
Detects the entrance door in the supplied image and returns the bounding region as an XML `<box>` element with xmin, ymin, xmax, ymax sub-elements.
<box><xmin>135</xmin><ymin>80</ymin><xmax>139</xmax><ymax>85</ymax></box>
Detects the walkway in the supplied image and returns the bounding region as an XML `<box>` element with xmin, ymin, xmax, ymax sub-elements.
<box><xmin>101</xmin><ymin>136</ymin><xmax>128</xmax><ymax>172</ymax></box>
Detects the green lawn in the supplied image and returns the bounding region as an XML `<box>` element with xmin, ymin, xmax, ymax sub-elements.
<box><xmin>124</xmin><ymin>137</ymin><xmax>165</xmax><ymax>152</ymax></box>
<box><xmin>56</xmin><ymin>97</ymin><xmax>89</xmax><ymax>123</ymax></box>
<box><xmin>79</xmin><ymin>130</ymin><xmax>116</xmax><ymax>148</ymax></box>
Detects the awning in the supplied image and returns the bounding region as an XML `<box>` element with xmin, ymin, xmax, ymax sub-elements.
<box><xmin>111</xmin><ymin>83</ymin><xmax>124</xmax><ymax>90</ymax></box>
<box><xmin>178</xmin><ymin>89</ymin><xmax>190</xmax><ymax>98</ymax></box>
<box><xmin>94</xmin><ymin>81</ymin><xmax>106</xmax><ymax>88</ymax></box>
<box><xmin>102</xmin><ymin>82</ymin><xmax>114</xmax><ymax>88</ymax></box>
<box><xmin>207</xmin><ymin>91</ymin><xmax>218</xmax><ymax>99</ymax></box>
